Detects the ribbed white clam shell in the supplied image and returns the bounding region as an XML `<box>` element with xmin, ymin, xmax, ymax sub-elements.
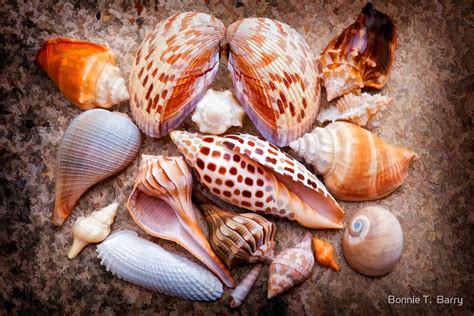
<box><xmin>96</xmin><ymin>231</ymin><xmax>223</xmax><ymax>301</ymax></box>
<box><xmin>53</xmin><ymin>109</ymin><xmax>141</xmax><ymax>225</ymax></box>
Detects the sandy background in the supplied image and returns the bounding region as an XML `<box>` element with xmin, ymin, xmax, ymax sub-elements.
<box><xmin>0</xmin><ymin>0</ymin><xmax>473</xmax><ymax>314</ymax></box>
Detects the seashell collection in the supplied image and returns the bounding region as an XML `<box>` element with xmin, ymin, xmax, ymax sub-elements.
<box><xmin>39</xmin><ymin>2</ymin><xmax>417</xmax><ymax>306</ymax></box>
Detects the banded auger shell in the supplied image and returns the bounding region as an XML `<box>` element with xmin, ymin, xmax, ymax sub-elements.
<box><xmin>342</xmin><ymin>206</ymin><xmax>403</xmax><ymax>277</ymax></box>
<box><xmin>127</xmin><ymin>155</ymin><xmax>235</xmax><ymax>288</ymax></box>
<box><xmin>97</xmin><ymin>230</ymin><xmax>223</xmax><ymax>301</ymax></box>
<box><xmin>289</xmin><ymin>121</ymin><xmax>417</xmax><ymax>201</ymax></box>
<box><xmin>53</xmin><ymin>109</ymin><xmax>141</xmax><ymax>226</ymax></box>
<box><xmin>36</xmin><ymin>37</ymin><xmax>129</xmax><ymax>110</ymax></box>
<box><xmin>171</xmin><ymin>130</ymin><xmax>344</xmax><ymax>229</ymax></box>
<box><xmin>227</xmin><ymin>18</ymin><xmax>320</xmax><ymax>147</ymax></box>
<box><xmin>129</xmin><ymin>12</ymin><xmax>225</xmax><ymax>138</ymax></box>
<box><xmin>268</xmin><ymin>232</ymin><xmax>314</xmax><ymax>298</ymax></box>
<box><xmin>318</xmin><ymin>3</ymin><xmax>397</xmax><ymax>101</ymax></box>
<box><xmin>317</xmin><ymin>93</ymin><xmax>392</xmax><ymax>126</ymax></box>
<box><xmin>191</xmin><ymin>89</ymin><xmax>245</xmax><ymax>135</ymax></box>
<box><xmin>230</xmin><ymin>263</ymin><xmax>264</xmax><ymax>308</ymax></box>
<box><xmin>199</xmin><ymin>201</ymin><xmax>276</xmax><ymax>268</ymax></box>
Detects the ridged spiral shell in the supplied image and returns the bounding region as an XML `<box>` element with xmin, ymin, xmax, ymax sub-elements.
<box><xmin>53</xmin><ymin>109</ymin><xmax>141</xmax><ymax>226</ymax></box>
<box><xmin>97</xmin><ymin>230</ymin><xmax>223</xmax><ymax>301</ymax></box>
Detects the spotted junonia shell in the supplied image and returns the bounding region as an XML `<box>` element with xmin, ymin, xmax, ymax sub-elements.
<box><xmin>129</xmin><ymin>12</ymin><xmax>225</xmax><ymax>137</ymax></box>
<box><xmin>170</xmin><ymin>130</ymin><xmax>344</xmax><ymax>229</ymax></box>
<box><xmin>227</xmin><ymin>18</ymin><xmax>320</xmax><ymax>147</ymax></box>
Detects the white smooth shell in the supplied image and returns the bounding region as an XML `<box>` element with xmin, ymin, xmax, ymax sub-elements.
<box><xmin>342</xmin><ymin>206</ymin><xmax>403</xmax><ymax>277</ymax></box>
<box><xmin>96</xmin><ymin>230</ymin><xmax>223</xmax><ymax>301</ymax></box>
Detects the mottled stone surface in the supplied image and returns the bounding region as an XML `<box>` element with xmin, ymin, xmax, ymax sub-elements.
<box><xmin>1</xmin><ymin>0</ymin><xmax>472</xmax><ymax>314</ymax></box>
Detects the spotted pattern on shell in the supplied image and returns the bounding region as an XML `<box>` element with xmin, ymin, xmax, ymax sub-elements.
<box><xmin>129</xmin><ymin>12</ymin><xmax>225</xmax><ymax>137</ymax></box>
<box><xmin>227</xmin><ymin>18</ymin><xmax>320</xmax><ymax>147</ymax></box>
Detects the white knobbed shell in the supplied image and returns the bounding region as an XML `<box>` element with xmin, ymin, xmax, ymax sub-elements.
<box><xmin>96</xmin><ymin>230</ymin><xmax>223</xmax><ymax>301</ymax></box>
<box><xmin>53</xmin><ymin>109</ymin><xmax>141</xmax><ymax>226</ymax></box>
<box><xmin>129</xmin><ymin>12</ymin><xmax>225</xmax><ymax>138</ymax></box>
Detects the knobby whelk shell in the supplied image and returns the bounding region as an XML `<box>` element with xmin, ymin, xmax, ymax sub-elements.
<box><xmin>230</xmin><ymin>263</ymin><xmax>264</xmax><ymax>308</ymax></box>
<box><xmin>317</xmin><ymin>93</ymin><xmax>392</xmax><ymax>126</ymax></box>
<box><xmin>227</xmin><ymin>17</ymin><xmax>320</xmax><ymax>146</ymax></box>
<box><xmin>97</xmin><ymin>230</ymin><xmax>223</xmax><ymax>301</ymax></box>
<box><xmin>67</xmin><ymin>202</ymin><xmax>118</xmax><ymax>259</ymax></box>
<box><xmin>195</xmin><ymin>191</ymin><xmax>276</xmax><ymax>268</ymax></box>
<box><xmin>129</xmin><ymin>12</ymin><xmax>225</xmax><ymax>138</ymax></box>
<box><xmin>318</xmin><ymin>3</ymin><xmax>396</xmax><ymax>100</ymax></box>
<box><xmin>342</xmin><ymin>206</ymin><xmax>403</xmax><ymax>277</ymax></box>
<box><xmin>36</xmin><ymin>37</ymin><xmax>129</xmax><ymax>110</ymax></box>
<box><xmin>268</xmin><ymin>232</ymin><xmax>314</xmax><ymax>298</ymax></box>
<box><xmin>191</xmin><ymin>89</ymin><xmax>245</xmax><ymax>135</ymax></box>
<box><xmin>171</xmin><ymin>130</ymin><xmax>344</xmax><ymax>229</ymax></box>
<box><xmin>312</xmin><ymin>236</ymin><xmax>340</xmax><ymax>271</ymax></box>
<box><xmin>127</xmin><ymin>155</ymin><xmax>235</xmax><ymax>288</ymax></box>
<box><xmin>289</xmin><ymin>121</ymin><xmax>417</xmax><ymax>201</ymax></box>
<box><xmin>53</xmin><ymin>109</ymin><xmax>141</xmax><ymax>226</ymax></box>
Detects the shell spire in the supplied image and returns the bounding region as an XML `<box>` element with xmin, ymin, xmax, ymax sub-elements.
<box><xmin>227</xmin><ymin>18</ymin><xmax>320</xmax><ymax>146</ymax></box>
<box><xmin>129</xmin><ymin>12</ymin><xmax>225</xmax><ymax>138</ymax></box>
<box><xmin>127</xmin><ymin>155</ymin><xmax>235</xmax><ymax>288</ymax></box>
<box><xmin>171</xmin><ymin>130</ymin><xmax>344</xmax><ymax>229</ymax></box>
<box><xmin>290</xmin><ymin>121</ymin><xmax>417</xmax><ymax>201</ymax></box>
<box><xmin>268</xmin><ymin>232</ymin><xmax>314</xmax><ymax>298</ymax></box>
<box><xmin>53</xmin><ymin>109</ymin><xmax>141</xmax><ymax>225</ymax></box>
<box><xmin>36</xmin><ymin>37</ymin><xmax>129</xmax><ymax>110</ymax></box>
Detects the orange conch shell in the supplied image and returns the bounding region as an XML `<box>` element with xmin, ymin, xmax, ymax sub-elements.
<box><xmin>171</xmin><ymin>131</ymin><xmax>344</xmax><ymax>229</ymax></box>
<box><xmin>318</xmin><ymin>3</ymin><xmax>396</xmax><ymax>100</ymax></box>
<box><xmin>268</xmin><ymin>232</ymin><xmax>314</xmax><ymax>298</ymax></box>
<box><xmin>36</xmin><ymin>37</ymin><xmax>129</xmax><ymax>110</ymax></box>
<box><xmin>129</xmin><ymin>12</ymin><xmax>225</xmax><ymax>138</ymax></box>
<box><xmin>127</xmin><ymin>155</ymin><xmax>235</xmax><ymax>288</ymax></box>
<box><xmin>227</xmin><ymin>18</ymin><xmax>320</xmax><ymax>146</ymax></box>
<box><xmin>312</xmin><ymin>236</ymin><xmax>340</xmax><ymax>271</ymax></box>
<box><xmin>290</xmin><ymin>121</ymin><xmax>417</xmax><ymax>201</ymax></box>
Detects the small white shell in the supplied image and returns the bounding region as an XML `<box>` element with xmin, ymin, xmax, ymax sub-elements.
<box><xmin>342</xmin><ymin>206</ymin><xmax>403</xmax><ymax>276</ymax></box>
<box><xmin>67</xmin><ymin>202</ymin><xmax>118</xmax><ymax>259</ymax></box>
<box><xmin>96</xmin><ymin>230</ymin><xmax>223</xmax><ymax>301</ymax></box>
<box><xmin>191</xmin><ymin>89</ymin><xmax>245</xmax><ymax>135</ymax></box>
<box><xmin>317</xmin><ymin>93</ymin><xmax>392</xmax><ymax>126</ymax></box>
<box><xmin>230</xmin><ymin>263</ymin><xmax>263</xmax><ymax>308</ymax></box>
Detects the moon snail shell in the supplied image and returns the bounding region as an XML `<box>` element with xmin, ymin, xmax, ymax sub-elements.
<box><xmin>342</xmin><ymin>206</ymin><xmax>403</xmax><ymax>277</ymax></box>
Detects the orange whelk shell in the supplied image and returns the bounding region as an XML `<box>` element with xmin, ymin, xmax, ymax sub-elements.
<box><xmin>312</xmin><ymin>236</ymin><xmax>340</xmax><ymax>271</ymax></box>
<box><xmin>129</xmin><ymin>12</ymin><xmax>226</xmax><ymax>138</ymax></box>
<box><xmin>127</xmin><ymin>155</ymin><xmax>235</xmax><ymax>288</ymax></box>
<box><xmin>268</xmin><ymin>232</ymin><xmax>314</xmax><ymax>298</ymax></box>
<box><xmin>36</xmin><ymin>37</ymin><xmax>129</xmax><ymax>110</ymax></box>
<box><xmin>227</xmin><ymin>18</ymin><xmax>321</xmax><ymax>146</ymax></box>
<box><xmin>318</xmin><ymin>3</ymin><xmax>397</xmax><ymax>101</ymax></box>
<box><xmin>170</xmin><ymin>130</ymin><xmax>344</xmax><ymax>229</ymax></box>
<box><xmin>290</xmin><ymin>121</ymin><xmax>417</xmax><ymax>201</ymax></box>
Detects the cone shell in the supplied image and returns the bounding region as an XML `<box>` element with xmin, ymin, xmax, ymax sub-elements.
<box><xmin>199</xmin><ymin>203</ymin><xmax>276</xmax><ymax>268</ymax></box>
<box><xmin>36</xmin><ymin>37</ymin><xmax>129</xmax><ymax>110</ymax></box>
<box><xmin>129</xmin><ymin>12</ymin><xmax>225</xmax><ymax>138</ymax></box>
<box><xmin>227</xmin><ymin>18</ymin><xmax>320</xmax><ymax>146</ymax></box>
<box><xmin>342</xmin><ymin>206</ymin><xmax>403</xmax><ymax>277</ymax></box>
<box><xmin>268</xmin><ymin>232</ymin><xmax>314</xmax><ymax>298</ymax></box>
<box><xmin>53</xmin><ymin>109</ymin><xmax>141</xmax><ymax>226</ymax></box>
<box><xmin>312</xmin><ymin>236</ymin><xmax>340</xmax><ymax>271</ymax></box>
<box><xmin>127</xmin><ymin>155</ymin><xmax>235</xmax><ymax>288</ymax></box>
<box><xmin>97</xmin><ymin>230</ymin><xmax>223</xmax><ymax>301</ymax></box>
<box><xmin>317</xmin><ymin>93</ymin><xmax>392</xmax><ymax>126</ymax></box>
<box><xmin>318</xmin><ymin>3</ymin><xmax>396</xmax><ymax>100</ymax></box>
<box><xmin>289</xmin><ymin>121</ymin><xmax>417</xmax><ymax>201</ymax></box>
<box><xmin>171</xmin><ymin>130</ymin><xmax>344</xmax><ymax>229</ymax></box>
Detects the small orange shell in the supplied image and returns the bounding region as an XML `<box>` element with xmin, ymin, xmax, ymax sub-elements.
<box><xmin>312</xmin><ymin>236</ymin><xmax>340</xmax><ymax>271</ymax></box>
<box><xmin>36</xmin><ymin>37</ymin><xmax>128</xmax><ymax>109</ymax></box>
<box><xmin>129</xmin><ymin>12</ymin><xmax>225</xmax><ymax>138</ymax></box>
<box><xmin>227</xmin><ymin>18</ymin><xmax>320</xmax><ymax>147</ymax></box>
<box><xmin>318</xmin><ymin>3</ymin><xmax>396</xmax><ymax>100</ymax></box>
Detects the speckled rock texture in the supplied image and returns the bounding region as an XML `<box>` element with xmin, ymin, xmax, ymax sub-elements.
<box><xmin>1</xmin><ymin>0</ymin><xmax>472</xmax><ymax>314</ymax></box>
